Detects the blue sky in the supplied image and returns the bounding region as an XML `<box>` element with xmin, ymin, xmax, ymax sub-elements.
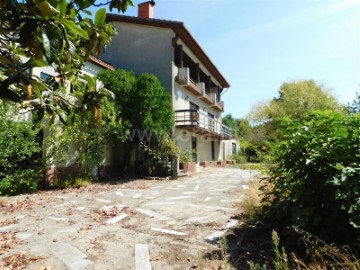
<box><xmin>104</xmin><ymin>0</ymin><xmax>360</xmax><ymax>118</ymax></box>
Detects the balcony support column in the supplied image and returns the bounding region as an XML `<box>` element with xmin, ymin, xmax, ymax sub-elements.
<box><xmin>179</xmin><ymin>45</ymin><xmax>183</xmax><ymax>68</ymax></box>
<box><xmin>195</xmin><ymin>63</ymin><xmax>200</xmax><ymax>83</ymax></box>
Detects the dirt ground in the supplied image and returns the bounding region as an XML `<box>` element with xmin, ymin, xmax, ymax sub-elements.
<box><xmin>0</xmin><ymin>168</ymin><xmax>259</xmax><ymax>270</ymax></box>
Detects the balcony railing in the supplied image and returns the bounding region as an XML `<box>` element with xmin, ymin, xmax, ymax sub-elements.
<box><xmin>175</xmin><ymin>110</ymin><xmax>232</xmax><ymax>139</ymax></box>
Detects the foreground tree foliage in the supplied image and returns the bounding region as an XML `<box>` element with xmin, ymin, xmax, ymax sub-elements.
<box><xmin>0</xmin><ymin>0</ymin><xmax>133</xmax><ymax>116</ymax></box>
<box><xmin>98</xmin><ymin>69</ymin><xmax>174</xmax><ymax>138</ymax></box>
<box><xmin>261</xmin><ymin>111</ymin><xmax>360</xmax><ymax>250</ymax></box>
<box><xmin>0</xmin><ymin>103</ymin><xmax>41</xmax><ymax>195</ymax></box>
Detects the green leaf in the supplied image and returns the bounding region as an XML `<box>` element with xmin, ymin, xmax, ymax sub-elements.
<box><xmin>94</xmin><ymin>8</ymin><xmax>106</xmax><ymax>28</ymax></box>
<box><xmin>58</xmin><ymin>18</ymin><xmax>89</xmax><ymax>40</ymax></box>
<box><xmin>58</xmin><ymin>0</ymin><xmax>67</xmax><ymax>18</ymax></box>
<box><xmin>37</xmin><ymin>1</ymin><xmax>59</xmax><ymax>19</ymax></box>
<box><xmin>41</xmin><ymin>26</ymin><xmax>51</xmax><ymax>60</ymax></box>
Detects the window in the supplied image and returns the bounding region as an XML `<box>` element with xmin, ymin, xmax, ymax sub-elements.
<box><xmin>40</xmin><ymin>72</ymin><xmax>52</xmax><ymax>84</ymax></box>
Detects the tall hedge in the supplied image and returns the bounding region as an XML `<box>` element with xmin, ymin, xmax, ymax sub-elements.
<box><xmin>262</xmin><ymin>111</ymin><xmax>360</xmax><ymax>248</ymax></box>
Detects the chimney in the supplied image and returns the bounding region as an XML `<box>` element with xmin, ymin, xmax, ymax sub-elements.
<box><xmin>138</xmin><ymin>1</ymin><xmax>155</xmax><ymax>19</ymax></box>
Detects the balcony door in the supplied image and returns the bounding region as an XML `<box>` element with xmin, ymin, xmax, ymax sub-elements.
<box><xmin>208</xmin><ymin>113</ymin><xmax>215</xmax><ymax>131</ymax></box>
<box><xmin>190</xmin><ymin>102</ymin><xmax>199</xmax><ymax>125</ymax></box>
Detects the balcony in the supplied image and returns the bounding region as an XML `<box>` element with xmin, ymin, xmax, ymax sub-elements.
<box><xmin>175</xmin><ymin>110</ymin><xmax>232</xmax><ymax>139</ymax></box>
<box><xmin>176</xmin><ymin>67</ymin><xmax>224</xmax><ymax>111</ymax></box>
<box><xmin>211</xmin><ymin>101</ymin><xmax>224</xmax><ymax>112</ymax></box>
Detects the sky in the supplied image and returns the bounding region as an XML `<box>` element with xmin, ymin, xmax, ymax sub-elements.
<box><xmin>101</xmin><ymin>0</ymin><xmax>360</xmax><ymax>118</ymax></box>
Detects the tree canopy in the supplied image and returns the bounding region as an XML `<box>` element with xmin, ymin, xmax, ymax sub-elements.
<box><xmin>98</xmin><ymin>69</ymin><xmax>174</xmax><ymax>141</ymax></box>
<box><xmin>348</xmin><ymin>92</ymin><xmax>360</xmax><ymax>115</ymax></box>
<box><xmin>0</xmin><ymin>0</ymin><xmax>133</xmax><ymax>116</ymax></box>
<box><xmin>248</xmin><ymin>80</ymin><xmax>344</xmax><ymax>124</ymax></box>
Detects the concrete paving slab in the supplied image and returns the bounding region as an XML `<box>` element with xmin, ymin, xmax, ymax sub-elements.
<box><xmin>133</xmin><ymin>193</ymin><xmax>142</xmax><ymax>198</ymax></box>
<box><xmin>100</xmin><ymin>205</ymin><xmax>125</xmax><ymax>212</ymax></box>
<box><xmin>95</xmin><ymin>198</ymin><xmax>111</xmax><ymax>203</ymax></box>
<box><xmin>151</xmin><ymin>227</ymin><xmax>188</xmax><ymax>236</ymax></box>
<box><xmin>182</xmin><ymin>191</ymin><xmax>197</xmax><ymax>195</ymax></box>
<box><xmin>135</xmin><ymin>208</ymin><xmax>172</xmax><ymax>221</ymax></box>
<box><xmin>50</xmin><ymin>217</ymin><xmax>67</xmax><ymax>222</ymax></box>
<box><xmin>16</xmin><ymin>233</ymin><xmax>32</xmax><ymax>241</ymax></box>
<box><xmin>15</xmin><ymin>215</ymin><xmax>27</xmax><ymax>219</ymax></box>
<box><xmin>186</xmin><ymin>216</ymin><xmax>209</xmax><ymax>223</ymax></box>
<box><xmin>49</xmin><ymin>242</ymin><xmax>93</xmax><ymax>270</ymax></box>
<box><xmin>207</xmin><ymin>219</ymin><xmax>238</xmax><ymax>242</ymax></box>
<box><xmin>75</xmin><ymin>207</ymin><xmax>86</xmax><ymax>211</ymax></box>
<box><xmin>52</xmin><ymin>196</ymin><xmax>69</xmax><ymax>199</ymax></box>
<box><xmin>242</xmin><ymin>185</ymin><xmax>249</xmax><ymax>189</ymax></box>
<box><xmin>204</xmin><ymin>197</ymin><xmax>212</xmax><ymax>202</ymax></box>
<box><xmin>187</xmin><ymin>204</ymin><xmax>234</xmax><ymax>211</ymax></box>
<box><xmin>106</xmin><ymin>213</ymin><xmax>128</xmax><ymax>224</ymax></box>
<box><xmin>56</xmin><ymin>228</ymin><xmax>80</xmax><ymax>234</ymax></box>
<box><xmin>165</xmin><ymin>196</ymin><xmax>195</xmax><ymax>200</ymax></box>
<box><xmin>53</xmin><ymin>201</ymin><xmax>76</xmax><ymax>208</ymax></box>
<box><xmin>194</xmin><ymin>184</ymin><xmax>200</xmax><ymax>191</ymax></box>
<box><xmin>143</xmin><ymin>202</ymin><xmax>175</xmax><ymax>206</ymax></box>
<box><xmin>115</xmin><ymin>191</ymin><xmax>124</xmax><ymax>196</ymax></box>
<box><xmin>135</xmin><ymin>244</ymin><xmax>152</xmax><ymax>270</ymax></box>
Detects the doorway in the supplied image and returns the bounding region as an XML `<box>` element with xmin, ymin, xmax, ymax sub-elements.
<box><xmin>211</xmin><ymin>141</ymin><xmax>215</xmax><ymax>161</ymax></box>
<box><xmin>192</xmin><ymin>136</ymin><xmax>197</xmax><ymax>162</ymax></box>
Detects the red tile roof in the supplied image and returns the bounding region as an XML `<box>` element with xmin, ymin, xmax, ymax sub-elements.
<box><xmin>88</xmin><ymin>55</ymin><xmax>116</xmax><ymax>70</ymax></box>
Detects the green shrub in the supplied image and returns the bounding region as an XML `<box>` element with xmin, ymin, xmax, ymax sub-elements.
<box><xmin>261</xmin><ymin>111</ymin><xmax>360</xmax><ymax>248</ymax></box>
<box><xmin>0</xmin><ymin>114</ymin><xmax>41</xmax><ymax>195</ymax></box>
<box><xmin>53</xmin><ymin>176</ymin><xmax>92</xmax><ymax>189</ymax></box>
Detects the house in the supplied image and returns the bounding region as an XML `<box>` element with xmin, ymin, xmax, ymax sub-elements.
<box><xmin>100</xmin><ymin>1</ymin><xmax>237</xmax><ymax>172</ymax></box>
<box><xmin>30</xmin><ymin>57</ymin><xmax>116</xmax><ymax>182</ymax></box>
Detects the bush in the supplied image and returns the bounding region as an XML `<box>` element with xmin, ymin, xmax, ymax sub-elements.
<box><xmin>0</xmin><ymin>114</ymin><xmax>41</xmax><ymax>195</ymax></box>
<box><xmin>261</xmin><ymin>111</ymin><xmax>360</xmax><ymax>249</ymax></box>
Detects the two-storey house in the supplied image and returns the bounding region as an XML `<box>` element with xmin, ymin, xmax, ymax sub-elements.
<box><xmin>101</xmin><ymin>1</ymin><xmax>236</xmax><ymax>171</ymax></box>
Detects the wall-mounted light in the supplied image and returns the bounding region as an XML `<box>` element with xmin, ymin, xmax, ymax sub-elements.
<box><xmin>182</xmin><ymin>131</ymin><xmax>187</xmax><ymax>135</ymax></box>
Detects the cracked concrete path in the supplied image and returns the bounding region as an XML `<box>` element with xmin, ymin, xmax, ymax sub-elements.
<box><xmin>0</xmin><ymin>167</ymin><xmax>259</xmax><ymax>270</ymax></box>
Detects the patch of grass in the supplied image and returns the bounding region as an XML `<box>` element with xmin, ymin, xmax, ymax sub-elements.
<box><xmin>52</xmin><ymin>176</ymin><xmax>92</xmax><ymax>189</ymax></box>
<box><xmin>235</xmin><ymin>180</ymin><xmax>263</xmax><ymax>220</ymax></box>
<box><xmin>233</xmin><ymin>162</ymin><xmax>272</xmax><ymax>176</ymax></box>
<box><xmin>198</xmin><ymin>238</ymin><xmax>231</xmax><ymax>270</ymax></box>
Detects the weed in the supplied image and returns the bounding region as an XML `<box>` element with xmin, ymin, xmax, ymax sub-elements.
<box><xmin>240</xmin><ymin>180</ymin><xmax>262</xmax><ymax>220</ymax></box>
<box><xmin>52</xmin><ymin>176</ymin><xmax>92</xmax><ymax>189</ymax></box>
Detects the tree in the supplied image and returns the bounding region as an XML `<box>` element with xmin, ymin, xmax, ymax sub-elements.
<box><xmin>222</xmin><ymin>114</ymin><xmax>240</xmax><ymax>138</ymax></box>
<box><xmin>0</xmin><ymin>0</ymin><xmax>133</xmax><ymax>117</ymax></box>
<box><xmin>44</xmin><ymin>75</ymin><xmax>123</xmax><ymax>177</ymax></box>
<box><xmin>249</xmin><ymin>80</ymin><xmax>344</xmax><ymax>124</ymax></box>
<box><xmin>348</xmin><ymin>92</ymin><xmax>360</xmax><ymax>115</ymax></box>
<box><xmin>98</xmin><ymin>70</ymin><xmax>174</xmax><ymax>141</ymax></box>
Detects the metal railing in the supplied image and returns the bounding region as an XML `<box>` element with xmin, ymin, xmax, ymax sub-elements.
<box><xmin>175</xmin><ymin>110</ymin><xmax>232</xmax><ymax>138</ymax></box>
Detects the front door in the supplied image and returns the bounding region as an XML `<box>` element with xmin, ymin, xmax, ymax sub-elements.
<box><xmin>211</xmin><ymin>141</ymin><xmax>215</xmax><ymax>161</ymax></box>
<box><xmin>192</xmin><ymin>136</ymin><xmax>197</xmax><ymax>162</ymax></box>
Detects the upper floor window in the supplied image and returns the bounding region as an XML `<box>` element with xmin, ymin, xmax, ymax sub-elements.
<box><xmin>40</xmin><ymin>72</ymin><xmax>52</xmax><ymax>86</ymax></box>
